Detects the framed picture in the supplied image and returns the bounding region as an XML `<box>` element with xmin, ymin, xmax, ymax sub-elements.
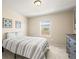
<box><xmin>2</xmin><ymin>18</ymin><xmax>12</xmax><ymax>28</ymax></box>
<box><xmin>15</xmin><ymin>21</ymin><xmax>21</xmax><ymax>28</ymax></box>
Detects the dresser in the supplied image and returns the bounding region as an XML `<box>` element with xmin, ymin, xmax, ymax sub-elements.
<box><xmin>66</xmin><ymin>34</ymin><xmax>76</xmax><ymax>59</ymax></box>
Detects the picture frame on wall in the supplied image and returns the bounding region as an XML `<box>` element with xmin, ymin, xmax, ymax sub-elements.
<box><xmin>15</xmin><ymin>21</ymin><xmax>21</xmax><ymax>28</ymax></box>
<box><xmin>2</xmin><ymin>18</ymin><xmax>12</xmax><ymax>28</ymax></box>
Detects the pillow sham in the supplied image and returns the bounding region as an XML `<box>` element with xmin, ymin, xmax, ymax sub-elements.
<box><xmin>7</xmin><ymin>32</ymin><xmax>17</xmax><ymax>39</ymax></box>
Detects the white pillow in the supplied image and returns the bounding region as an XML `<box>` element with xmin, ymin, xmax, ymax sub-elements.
<box><xmin>17</xmin><ymin>32</ymin><xmax>24</xmax><ymax>37</ymax></box>
<box><xmin>7</xmin><ymin>32</ymin><xmax>17</xmax><ymax>39</ymax></box>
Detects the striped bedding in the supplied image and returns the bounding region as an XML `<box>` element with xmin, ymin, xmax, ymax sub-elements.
<box><xmin>2</xmin><ymin>36</ymin><xmax>49</xmax><ymax>59</ymax></box>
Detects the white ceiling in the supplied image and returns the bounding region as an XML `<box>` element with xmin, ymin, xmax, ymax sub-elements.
<box><xmin>3</xmin><ymin>0</ymin><xmax>76</xmax><ymax>17</ymax></box>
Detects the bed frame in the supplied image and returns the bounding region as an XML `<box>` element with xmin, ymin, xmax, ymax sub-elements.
<box><xmin>2</xmin><ymin>47</ymin><xmax>49</xmax><ymax>59</ymax></box>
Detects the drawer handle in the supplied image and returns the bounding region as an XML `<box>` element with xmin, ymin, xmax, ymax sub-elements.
<box><xmin>74</xmin><ymin>50</ymin><xmax>76</xmax><ymax>53</ymax></box>
<box><xmin>74</xmin><ymin>43</ymin><xmax>76</xmax><ymax>45</ymax></box>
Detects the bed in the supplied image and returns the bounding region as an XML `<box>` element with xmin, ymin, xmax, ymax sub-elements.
<box><xmin>2</xmin><ymin>32</ymin><xmax>49</xmax><ymax>59</ymax></box>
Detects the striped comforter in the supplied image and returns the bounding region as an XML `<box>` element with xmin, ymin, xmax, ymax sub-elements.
<box><xmin>2</xmin><ymin>37</ymin><xmax>49</xmax><ymax>59</ymax></box>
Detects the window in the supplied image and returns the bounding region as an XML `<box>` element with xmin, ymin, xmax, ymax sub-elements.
<box><xmin>40</xmin><ymin>20</ymin><xmax>51</xmax><ymax>37</ymax></box>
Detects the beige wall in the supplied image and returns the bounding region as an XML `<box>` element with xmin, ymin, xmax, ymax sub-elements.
<box><xmin>2</xmin><ymin>3</ymin><xmax>28</xmax><ymax>37</ymax></box>
<box><xmin>28</xmin><ymin>9</ymin><xmax>75</xmax><ymax>47</ymax></box>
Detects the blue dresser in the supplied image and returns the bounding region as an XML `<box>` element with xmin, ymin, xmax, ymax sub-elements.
<box><xmin>66</xmin><ymin>34</ymin><xmax>76</xmax><ymax>59</ymax></box>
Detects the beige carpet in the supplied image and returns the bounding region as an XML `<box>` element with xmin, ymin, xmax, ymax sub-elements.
<box><xmin>2</xmin><ymin>46</ymin><xmax>69</xmax><ymax>59</ymax></box>
<box><xmin>47</xmin><ymin>46</ymin><xmax>69</xmax><ymax>59</ymax></box>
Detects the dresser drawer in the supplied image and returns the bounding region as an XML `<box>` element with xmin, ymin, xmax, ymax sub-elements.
<box><xmin>70</xmin><ymin>53</ymin><xmax>76</xmax><ymax>59</ymax></box>
<box><xmin>70</xmin><ymin>48</ymin><xmax>76</xmax><ymax>54</ymax></box>
<box><xmin>69</xmin><ymin>38</ymin><xmax>75</xmax><ymax>45</ymax></box>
